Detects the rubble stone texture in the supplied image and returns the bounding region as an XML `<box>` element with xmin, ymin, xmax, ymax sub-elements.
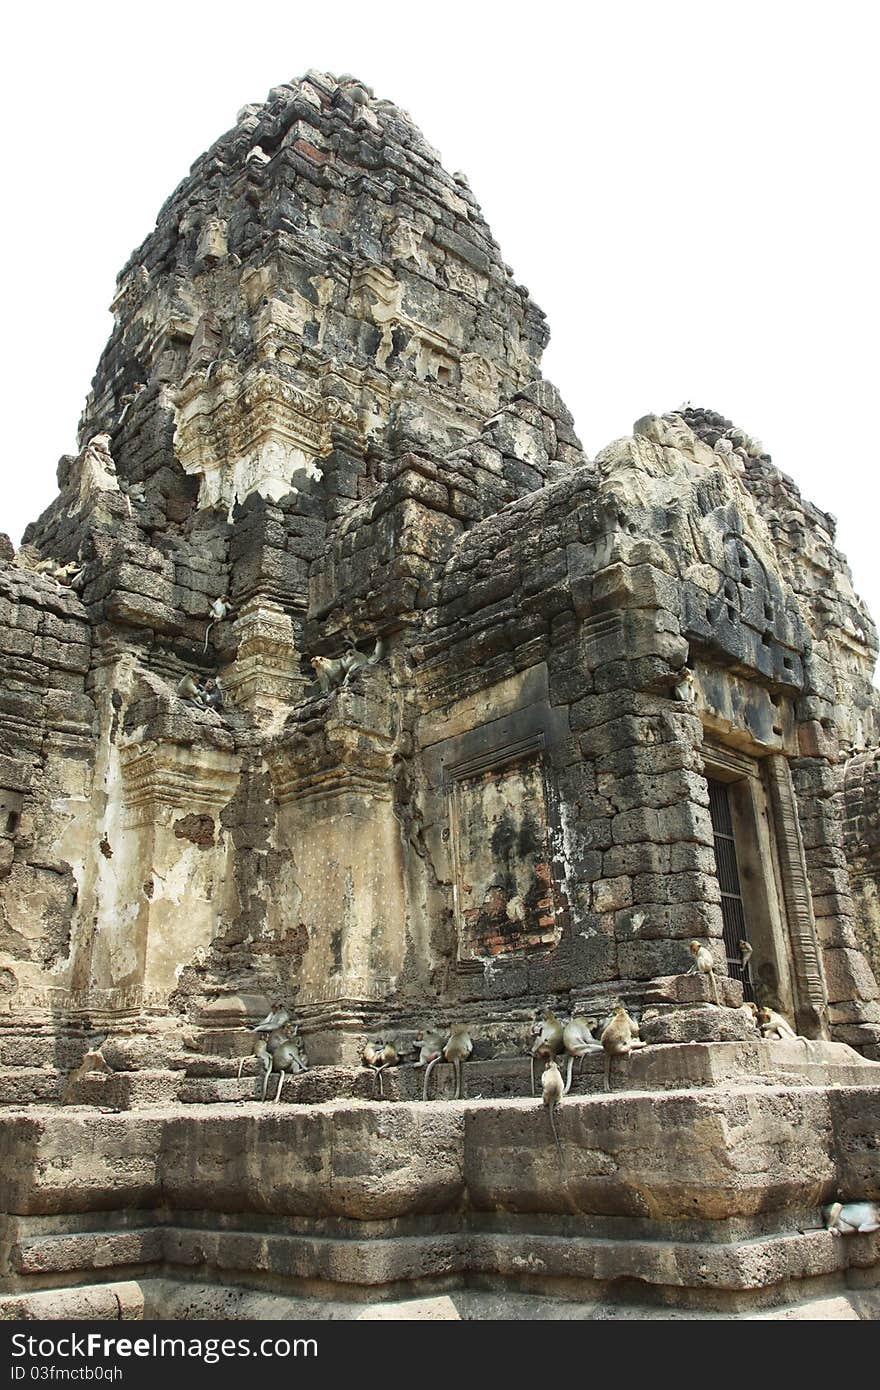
<box><xmin>1</xmin><ymin>73</ymin><xmax>879</xmax><ymax>1320</ymax></box>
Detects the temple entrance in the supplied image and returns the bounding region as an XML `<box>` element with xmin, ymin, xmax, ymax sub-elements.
<box><xmin>708</xmin><ymin>778</ymin><xmax>756</xmax><ymax>1001</ymax></box>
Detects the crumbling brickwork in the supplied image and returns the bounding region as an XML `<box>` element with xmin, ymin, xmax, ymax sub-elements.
<box><xmin>1</xmin><ymin>70</ymin><xmax>878</xmax><ymax>1101</ymax></box>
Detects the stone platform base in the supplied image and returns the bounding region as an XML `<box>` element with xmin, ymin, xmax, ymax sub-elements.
<box><xmin>5</xmin><ymin>1277</ymin><xmax>880</xmax><ymax>1322</ymax></box>
<box><xmin>1</xmin><ymin>1082</ymin><xmax>879</xmax><ymax>1320</ymax></box>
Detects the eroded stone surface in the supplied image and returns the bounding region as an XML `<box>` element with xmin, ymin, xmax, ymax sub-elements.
<box><xmin>1</xmin><ymin>71</ymin><xmax>879</xmax><ymax>1319</ymax></box>
<box><xmin>1</xmin><ymin>1093</ymin><xmax>878</xmax><ymax>1318</ymax></box>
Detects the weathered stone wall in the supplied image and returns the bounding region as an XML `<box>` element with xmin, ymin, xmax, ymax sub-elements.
<box><xmin>0</xmin><ymin>563</ymin><xmax>96</xmax><ymax>1097</ymax></box>
<box><xmin>0</xmin><ymin>71</ymin><xmax>878</xmax><ymax>1093</ymax></box>
<box><xmin>2</xmin><ymin>1088</ymin><xmax>879</xmax><ymax>1320</ymax></box>
<box><xmin>844</xmin><ymin>749</ymin><xmax>880</xmax><ymax>983</ymax></box>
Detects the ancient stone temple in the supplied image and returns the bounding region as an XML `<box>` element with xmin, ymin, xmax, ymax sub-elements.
<box><xmin>1</xmin><ymin>72</ymin><xmax>879</xmax><ymax>1320</ymax></box>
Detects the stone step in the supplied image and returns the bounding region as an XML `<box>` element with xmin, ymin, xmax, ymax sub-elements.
<box><xmin>63</xmin><ymin>1070</ymin><xmax>184</xmax><ymax>1109</ymax></box>
<box><xmin>0</xmin><ymin>1069</ymin><xmax>65</xmax><ymax>1106</ymax></box>
<box><xmin>183</xmin><ymin>1041</ymin><xmax>880</xmax><ymax>1106</ymax></box>
<box><xmin>178</xmin><ymin>1067</ymin><xmax>380</xmax><ymax>1105</ymax></box>
<box><xmin>3</xmin><ymin>1276</ymin><xmax>878</xmax><ymax>1322</ymax></box>
<box><xmin>2</xmin><ymin>1214</ymin><xmax>879</xmax><ymax>1320</ymax></box>
<box><xmin>13</xmin><ymin>1039</ymin><xmax>878</xmax><ymax>1111</ymax></box>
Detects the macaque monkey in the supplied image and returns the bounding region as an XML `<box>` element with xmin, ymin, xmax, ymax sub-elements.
<box><xmin>34</xmin><ymin>558</ymin><xmax>83</xmax><ymax>587</ymax></box>
<box><xmin>823</xmin><ymin>1201</ymin><xmax>880</xmax><ymax>1235</ymax></box>
<box><xmin>688</xmin><ymin>939</ymin><xmax>720</xmax><ymax>1005</ymax></box>
<box><xmin>423</xmin><ymin>1024</ymin><xmax>472</xmax><ymax>1100</ymax></box>
<box><xmin>541</xmin><ymin>1057</ymin><xmax>565</xmax><ymax>1161</ymax></box>
<box><xmin>236</xmin><ymin>1036</ymin><xmax>273</xmax><ymax>1099</ymax></box>
<box><xmin>443</xmin><ymin>1025</ymin><xmax>473</xmax><ymax>1099</ymax></box>
<box><xmin>254</xmin><ymin>1003</ymin><xmax>291</xmax><ymax>1034</ymax></box>
<box><xmin>530</xmin><ymin>1010</ymin><xmax>564</xmax><ymax>1096</ymax></box>
<box><xmin>176</xmin><ymin>674</ymin><xmax>202</xmax><ymax>702</ymax></box>
<box><xmin>371</xmin><ymin>1040</ymin><xmax>399</xmax><ymax>1098</ymax></box>
<box><xmin>240</xmin><ymin>1004</ymin><xmax>300</xmax><ymax>1100</ymax></box>
<box><xmin>756</xmin><ymin>1005</ymin><xmax>815</xmax><ymax>1055</ymax></box>
<box><xmin>740</xmin><ymin>1001</ymin><xmax>761</xmax><ymax>1031</ymax></box>
<box><xmin>375</xmin><ymin>1040</ymin><xmax>399</xmax><ymax>1097</ymax></box>
<box><xmin>757</xmin><ymin>1006</ymin><xmax>797</xmax><ymax>1041</ymax></box>
<box><xmin>200</xmin><ymin>678</ymin><xmax>224</xmax><ymax>712</ymax></box>
<box><xmin>413</xmin><ymin>1028</ymin><xmax>445</xmax><ymax>1069</ymax></box>
<box><xmin>362</xmin><ymin>1040</ymin><xmax>383</xmax><ymax>1094</ymax></box>
<box><xmin>312</xmin><ymin>654</ymin><xmax>345</xmax><ymax>694</ymax></box>
<box><xmin>311</xmin><ymin>637</ymin><xmax>386</xmax><ymax>694</ymax></box>
<box><xmin>561</xmin><ymin>1015</ymin><xmax>602</xmax><ymax>1095</ymax></box>
<box><xmin>739</xmin><ymin>940</ymin><xmax>753</xmax><ymax>971</ymax></box>
<box><xmin>362</xmin><ymin>1039</ymin><xmax>397</xmax><ymax>1097</ymax></box>
<box><xmin>672</xmin><ymin>667</ymin><xmax>697</xmax><ymax>704</ymax></box>
<box><xmin>270</xmin><ymin>1027</ymin><xmax>308</xmax><ymax>1103</ymax></box>
<box><xmin>600</xmin><ymin>1006</ymin><xmax>646</xmax><ymax>1092</ymax></box>
<box><xmin>203</xmin><ymin>596</ymin><xmax>231</xmax><ymax>652</ymax></box>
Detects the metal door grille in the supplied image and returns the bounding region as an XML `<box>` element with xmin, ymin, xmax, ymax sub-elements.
<box><xmin>708</xmin><ymin>779</ymin><xmax>755</xmax><ymax>1001</ymax></box>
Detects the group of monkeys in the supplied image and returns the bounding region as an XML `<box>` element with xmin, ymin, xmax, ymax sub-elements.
<box><xmin>237</xmin><ymin>1004</ymin><xmax>308</xmax><ymax>1102</ymax></box>
<box><xmin>236</xmin><ymin>996</ymin><xmax>879</xmax><ymax>1234</ymax></box>
<box><xmin>176</xmin><ymin>673</ymin><xmax>225</xmax><ymax>711</ymax></box>
<box><xmin>172</xmin><ymin>614</ymin><xmax>384</xmax><ymax>714</ymax></box>
<box><xmin>238</xmin><ymin>933</ymin><xmax>806</xmax><ymax>1127</ymax></box>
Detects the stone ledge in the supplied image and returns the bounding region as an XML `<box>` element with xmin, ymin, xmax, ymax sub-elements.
<box><xmin>645</xmin><ymin>974</ymin><xmax>744</xmax><ymax>1007</ymax></box>
<box><xmin>1</xmin><ymin>1083</ymin><xmax>878</xmax><ymax>1318</ymax></box>
<box><xmin>5</xmin><ymin>1220</ymin><xmax>878</xmax><ymax>1291</ymax></box>
<box><xmin>50</xmin><ymin>1041</ymin><xmax>880</xmax><ymax>1109</ymax></box>
<box><xmin>4</xmin><ymin>1276</ymin><xmax>879</xmax><ymax>1322</ymax></box>
<box><xmin>4</xmin><ymin>1084</ymin><xmax>879</xmax><ymax>1219</ymax></box>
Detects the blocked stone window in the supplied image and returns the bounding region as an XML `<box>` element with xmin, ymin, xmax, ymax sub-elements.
<box><xmin>448</xmin><ymin>738</ymin><xmax>563</xmax><ymax>962</ymax></box>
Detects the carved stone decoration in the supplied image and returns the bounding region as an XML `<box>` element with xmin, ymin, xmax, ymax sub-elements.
<box><xmin>461</xmin><ymin>352</ymin><xmax>501</xmax><ymax>409</ymax></box>
<box><xmin>349</xmin><ymin>264</ymin><xmax>404</xmax><ymax>370</ymax></box>
<box><xmin>119</xmin><ymin>736</ymin><xmax>240</xmax><ymax>823</ymax></box>
<box><xmin>109</xmin><ymin>264</ymin><xmax>150</xmax><ymax>317</ymax></box>
<box><xmin>221</xmin><ymin>599</ymin><xmax>306</xmax><ymax>726</ymax></box>
<box><xmin>764</xmin><ymin>753</ymin><xmax>829</xmax><ymax>1034</ymax></box>
<box><xmin>173</xmin><ymin>366</ymin><xmax>326</xmax><ymax>514</ymax></box>
<box><xmin>195</xmin><ymin>217</ymin><xmax>229</xmax><ymax>271</ymax></box>
<box><xmin>388</xmin><ymin>218</ymin><xmax>423</xmax><ymax>263</ymax></box>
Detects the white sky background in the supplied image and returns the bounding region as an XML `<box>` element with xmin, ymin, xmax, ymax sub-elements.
<box><xmin>2</xmin><ymin>0</ymin><xmax>877</xmax><ymax>664</ymax></box>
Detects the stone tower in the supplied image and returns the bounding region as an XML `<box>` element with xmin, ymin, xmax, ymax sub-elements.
<box><xmin>2</xmin><ymin>70</ymin><xmax>880</xmax><ymax>1322</ymax></box>
<box><xmin>2</xmin><ymin>72</ymin><xmax>879</xmax><ymax>1079</ymax></box>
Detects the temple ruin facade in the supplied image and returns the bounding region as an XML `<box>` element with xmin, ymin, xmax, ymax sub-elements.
<box><xmin>1</xmin><ymin>73</ymin><xmax>879</xmax><ymax>1320</ymax></box>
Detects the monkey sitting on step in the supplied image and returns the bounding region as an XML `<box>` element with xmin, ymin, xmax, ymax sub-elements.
<box><xmin>600</xmin><ymin>1005</ymin><xmax>645</xmax><ymax>1092</ymax></box>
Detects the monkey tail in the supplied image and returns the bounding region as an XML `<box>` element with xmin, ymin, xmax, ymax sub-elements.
<box><xmin>423</xmin><ymin>1055</ymin><xmax>440</xmax><ymax>1102</ymax></box>
<box><xmin>549</xmin><ymin>1104</ymin><xmax>565</xmax><ymax>1174</ymax></box>
<box><xmin>530</xmin><ymin>1053</ymin><xmax>536</xmax><ymax>1097</ymax></box>
<box><xmin>563</xmin><ymin>1054</ymin><xmax>574</xmax><ymax>1096</ymax></box>
<box><xmin>603</xmin><ymin>1051</ymin><xmax>611</xmax><ymax>1093</ymax></box>
<box><xmin>710</xmin><ymin>969</ymin><xmax>719</xmax><ymax>1006</ymax></box>
<box><xmin>203</xmin><ymin>620</ymin><xmax>214</xmax><ymax>653</ymax></box>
